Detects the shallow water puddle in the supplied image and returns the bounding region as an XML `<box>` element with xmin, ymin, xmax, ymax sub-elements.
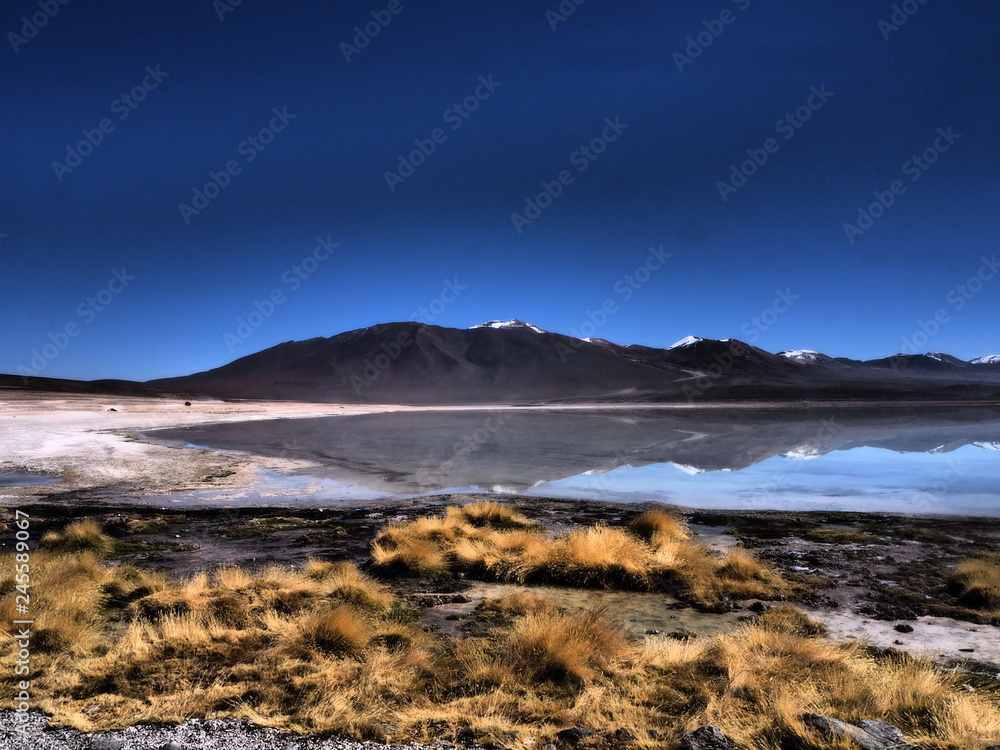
<box><xmin>0</xmin><ymin>472</ymin><xmax>61</xmax><ymax>487</ymax></box>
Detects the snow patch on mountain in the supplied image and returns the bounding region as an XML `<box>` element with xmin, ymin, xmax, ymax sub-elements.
<box><xmin>780</xmin><ymin>350</ymin><xmax>822</xmax><ymax>363</ymax></box>
<box><xmin>667</xmin><ymin>461</ymin><xmax>706</xmax><ymax>475</ymax></box>
<box><xmin>971</xmin><ymin>355</ymin><xmax>1000</xmax><ymax>365</ymax></box>
<box><xmin>782</xmin><ymin>446</ymin><xmax>823</xmax><ymax>459</ymax></box>
<box><xmin>470</xmin><ymin>320</ymin><xmax>546</xmax><ymax>334</ymax></box>
<box><xmin>668</xmin><ymin>335</ymin><xmax>703</xmax><ymax>349</ymax></box>
<box><xmin>974</xmin><ymin>441</ymin><xmax>1000</xmax><ymax>451</ymax></box>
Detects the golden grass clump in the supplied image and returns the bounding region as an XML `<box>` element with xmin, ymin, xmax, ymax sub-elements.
<box><xmin>445</xmin><ymin>501</ymin><xmax>536</xmax><ymax>530</ymax></box>
<box><xmin>516</xmin><ymin>525</ymin><xmax>654</xmax><ymax>589</ymax></box>
<box><xmin>749</xmin><ymin>605</ymin><xmax>829</xmax><ymax>638</ymax></box>
<box><xmin>370</xmin><ymin>503</ymin><xmax>797</xmax><ymax>608</ymax></box>
<box><xmin>948</xmin><ymin>557</ymin><xmax>1000</xmax><ymax>616</ymax></box>
<box><xmin>40</xmin><ymin>519</ymin><xmax>115</xmax><ymax>556</ymax></box>
<box><xmin>628</xmin><ymin>508</ymin><xmax>690</xmax><ymax>544</ymax></box>
<box><xmin>286</xmin><ymin>605</ymin><xmax>371</xmax><ymax>657</ymax></box>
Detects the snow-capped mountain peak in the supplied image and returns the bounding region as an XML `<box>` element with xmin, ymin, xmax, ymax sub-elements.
<box><xmin>971</xmin><ymin>355</ymin><xmax>1000</xmax><ymax>365</ymax></box>
<box><xmin>667</xmin><ymin>335</ymin><xmax>703</xmax><ymax>350</ymax></box>
<box><xmin>470</xmin><ymin>319</ymin><xmax>546</xmax><ymax>333</ymax></box>
<box><xmin>779</xmin><ymin>349</ymin><xmax>822</xmax><ymax>363</ymax></box>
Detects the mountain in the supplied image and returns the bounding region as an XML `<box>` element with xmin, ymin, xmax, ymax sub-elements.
<box><xmin>142</xmin><ymin>321</ymin><xmax>1000</xmax><ymax>405</ymax></box>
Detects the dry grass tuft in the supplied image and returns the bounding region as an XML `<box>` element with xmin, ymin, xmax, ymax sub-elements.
<box><xmin>372</xmin><ymin>505</ymin><xmax>798</xmax><ymax>607</ymax></box>
<box><xmin>40</xmin><ymin>519</ymin><xmax>115</xmax><ymax>557</ymax></box>
<box><xmin>947</xmin><ymin>557</ymin><xmax>1000</xmax><ymax>618</ymax></box>
<box><xmin>446</xmin><ymin>501</ymin><xmax>535</xmax><ymax>530</ymax></box>
<box><xmin>750</xmin><ymin>605</ymin><xmax>829</xmax><ymax>638</ymax></box>
<box><xmin>288</xmin><ymin>606</ymin><xmax>371</xmax><ymax>657</ymax></box>
<box><xmin>628</xmin><ymin>508</ymin><xmax>690</xmax><ymax>544</ymax></box>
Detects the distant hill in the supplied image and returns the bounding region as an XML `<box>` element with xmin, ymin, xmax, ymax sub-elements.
<box><xmin>140</xmin><ymin>321</ymin><xmax>1000</xmax><ymax>404</ymax></box>
<box><xmin>4</xmin><ymin>321</ymin><xmax>999</xmax><ymax>404</ymax></box>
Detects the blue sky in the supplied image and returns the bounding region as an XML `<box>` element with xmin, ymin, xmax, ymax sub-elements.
<box><xmin>4</xmin><ymin>0</ymin><xmax>999</xmax><ymax>380</ymax></box>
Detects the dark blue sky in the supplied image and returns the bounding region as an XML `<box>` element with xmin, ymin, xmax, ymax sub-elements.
<box><xmin>4</xmin><ymin>0</ymin><xmax>999</xmax><ymax>380</ymax></box>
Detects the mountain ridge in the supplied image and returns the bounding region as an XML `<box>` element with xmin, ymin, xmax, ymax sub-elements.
<box><xmin>143</xmin><ymin>321</ymin><xmax>1000</xmax><ymax>404</ymax></box>
<box><xmin>4</xmin><ymin>321</ymin><xmax>999</xmax><ymax>404</ymax></box>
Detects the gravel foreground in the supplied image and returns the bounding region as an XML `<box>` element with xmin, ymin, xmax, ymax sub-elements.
<box><xmin>0</xmin><ymin>712</ymin><xmax>487</xmax><ymax>750</ymax></box>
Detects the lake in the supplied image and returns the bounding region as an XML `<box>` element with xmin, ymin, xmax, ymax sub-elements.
<box><xmin>150</xmin><ymin>405</ymin><xmax>1000</xmax><ymax>516</ymax></box>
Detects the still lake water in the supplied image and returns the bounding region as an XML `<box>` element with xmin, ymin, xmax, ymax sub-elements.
<box><xmin>152</xmin><ymin>406</ymin><xmax>1000</xmax><ymax>517</ymax></box>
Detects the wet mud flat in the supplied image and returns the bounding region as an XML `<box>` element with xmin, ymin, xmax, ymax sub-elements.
<box><xmin>7</xmin><ymin>488</ymin><xmax>999</xmax><ymax>668</ymax></box>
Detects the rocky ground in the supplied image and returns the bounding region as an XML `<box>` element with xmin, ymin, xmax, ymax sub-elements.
<box><xmin>0</xmin><ymin>712</ymin><xmax>490</xmax><ymax>750</ymax></box>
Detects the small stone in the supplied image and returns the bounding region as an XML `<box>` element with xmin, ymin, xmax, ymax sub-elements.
<box><xmin>645</xmin><ymin>629</ymin><xmax>661</xmax><ymax>635</ymax></box>
<box><xmin>798</xmin><ymin>713</ymin><xmax>906</xmax><ymax>750</ymax></box>
<box><xmin>894</xmin><ymin>623</ymin><xmax>914</xmax><ymax>633</ymax></box>
<box><xmin>90</xmin><ymin>739</ymin><xmax>125</xmax><ymax>750</ymax></box>
<box><xmin>613</xmin><ymin>727</ymin><xmax>637</xmax><ymax>742</ymax></box>
<box><xmin>668</xmin><ymin>630</ymin><xmax>697</xmax><ymax>641</ymax></box>
<box><xmin>855</xmin><ymin>720</ymin><xmax>905</xmax><ymax>746</ymax></box>
<box><xmin>959</xmin><ymin>647</ymin><xmax>975</xmax><ymax>652</ymax></box>
<box><xmin>678</xmin><ymin>725</ymin><xmax>738</xmax><ymax>750</ymax></box>
<box><xmin>748</xmin><ymin>601</ymin><xmax>768</xmax><ymax>614</ymax></box>
<box><xmin>894</xmin><ymin>639</ymin><xmax>904</xmax><ymax>645</ymax></box>
<box><xmin>556</xmin><ymin>726</ymin><xmax>594</xmax><ymax>744</ymax></box>
<box><xmin>160</xmin><ymin>743</ymin><xmax>185</xmax><ymax>750</ymax></box>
